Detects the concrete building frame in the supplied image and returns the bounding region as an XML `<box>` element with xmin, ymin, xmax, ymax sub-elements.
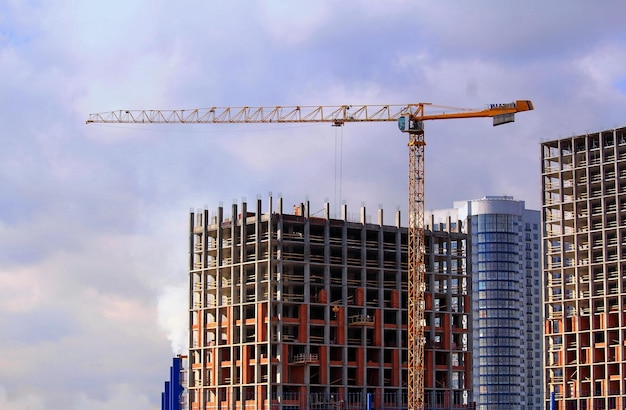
<box><xmin>542</xmin><ymin>127</ymin><xmax>626</xmax><ymax>409</ymax></box>
<box><xmin>187</xmin><ymin>197</ymin><xmax>473</xmax><ymax>410</ymax></box>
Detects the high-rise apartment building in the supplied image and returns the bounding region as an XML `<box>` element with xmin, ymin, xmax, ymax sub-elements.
<box><xmin>542</xmin><ymin>127</ymin><xmax>626</xmax><ymax>409</ymax></box>
<box><xmin>187</xmin><ymin>197</ymin><xmax>473</xmax><ymax>410</ymax></box>
<box><xmin>427</xmin><ymin>196</ymin><xmax>542</xmax><ymax>410</ymax></box>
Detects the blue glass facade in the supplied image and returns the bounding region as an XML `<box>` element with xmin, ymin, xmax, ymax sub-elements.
<box><xmin>474</xmin><ymin>214</ymin><xmax>521</xmax><ymax>408</ymax></box>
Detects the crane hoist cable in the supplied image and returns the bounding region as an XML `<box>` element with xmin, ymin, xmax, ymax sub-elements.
<box><xmin>334</xmin><ymin>122</ymin><xmax>344</xmax><ymax>217</ymax></box>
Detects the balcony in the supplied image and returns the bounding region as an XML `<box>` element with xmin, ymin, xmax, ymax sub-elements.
<box><xmin>348</xmin><ymin>314</ymin><xmax>375</xmax><ymax>327</ymax></box>
<box><xmin>291</xmin><ymin>353</ymin><xmax>319</xmax><ymax>364</ymax></box>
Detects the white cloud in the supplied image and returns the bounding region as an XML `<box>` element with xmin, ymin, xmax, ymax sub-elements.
<box><xmin>0</xmin><ymin>386</ymin><xmax>46</xmax><ymax>410</ymax></box>
<box><xmin>255</xmin><ymin>1</ymin><xmax>332</xmax><ymax>47</ymax></box>
<box><xmin>74</xmin><ymin>384</ymin><xmax>156</xmax><ymax>410</ymax></box>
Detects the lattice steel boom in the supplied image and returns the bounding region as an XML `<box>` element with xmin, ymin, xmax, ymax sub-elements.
<box><xmin>88</xmin><ymin>100</ymin><xmax>533</xmax><ymax>409</ymax></box>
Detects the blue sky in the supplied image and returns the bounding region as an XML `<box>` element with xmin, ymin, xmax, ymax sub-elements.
<box><xmin>2</xmin><ymin>1</ymin><xmax>626</xmax><ymax>409</ymax></box>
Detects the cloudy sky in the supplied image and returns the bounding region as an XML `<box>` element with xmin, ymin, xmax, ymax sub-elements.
<box><xmin>2</xmin><ymin>1</ymin><xmax>626</xmax><ymax>408</ymax></box>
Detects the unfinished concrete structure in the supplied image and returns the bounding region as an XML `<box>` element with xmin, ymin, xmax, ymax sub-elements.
<box><xmin>542</xmin><ymin>127</ymin><xmax>626</xmax><ymax>409</ymax></box>
<box><xmin>187</xmin><ymin>197</ymin><xmax>472</xmax><ymax>410</ymax></box>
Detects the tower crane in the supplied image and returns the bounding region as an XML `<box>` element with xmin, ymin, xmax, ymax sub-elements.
<box><xmin>87</xmin><ymin>100</ymin><xmax>533</xmax><ymax>409</ymax></box>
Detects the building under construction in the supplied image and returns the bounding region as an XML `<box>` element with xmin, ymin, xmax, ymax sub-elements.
<box><xmin>187</xmin><ymin>197</ymin><xmax>472</xmax><ymax>410</ymax></box>
<box><xmin>542</xmin><ymin>127</ymin><xmax>626</xmax><ymax>409</ymax></box>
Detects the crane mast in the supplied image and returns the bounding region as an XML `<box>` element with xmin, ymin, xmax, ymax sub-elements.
<box><xmin>88</xmin><ymin>100</ymin><xmax>533</xmax><ymax>410</ymax></box>
<box><xmin>407</xmin><ymin>129</ymin><xmax>426</xmax><ymax>410</ymax></box>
